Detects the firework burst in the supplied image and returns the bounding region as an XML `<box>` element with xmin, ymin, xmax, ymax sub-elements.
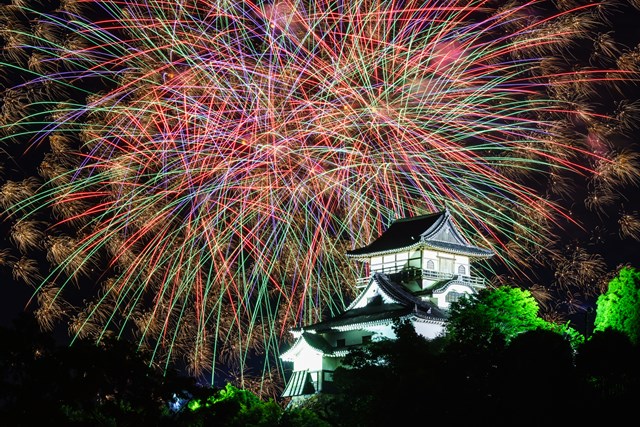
<box><xmin>1</xmin><ymin>0</ymin><xmax>639</xmax><ymax>385</ymax></box>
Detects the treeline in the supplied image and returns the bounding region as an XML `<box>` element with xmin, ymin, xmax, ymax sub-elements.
<box><xmin>301</xmin><ymin>320</ymin><xmax>640</xmax><ymax>426</ymax></box>
<box><xmin>1</xmin><ymin>266</ymin><xmax>639</xmax><ymax>426</ymax></box>
<box><xmin>0</xmin><ymin>314</ymin><xmax>325</xmax><ymax>426</ymax></box>
<box><xmin>299</xmin><ymin>266</ymin><xmax>640</xmax><ymax>425</ymax></box>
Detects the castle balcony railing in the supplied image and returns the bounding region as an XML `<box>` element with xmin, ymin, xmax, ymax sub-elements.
<box><xmin>421</xmin><ymin>269</ymin><xmax>486</xmax><ymax>289</ymax></box>
<box><xmin>356</xmin><ymin>268</ymin><xmax>486</xmax><ymax>289</ymax></box>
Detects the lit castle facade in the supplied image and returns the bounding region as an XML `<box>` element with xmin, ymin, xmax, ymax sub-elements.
<box><xmin>280</xmin><ymin>209</ymin><xmax>494</xmax><ymax>405</ymax></box>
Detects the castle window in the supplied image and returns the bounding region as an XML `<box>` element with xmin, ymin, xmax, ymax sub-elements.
<box><xmin>362</xmin><ymin>335</ymin><xmax>372</xmax><ymax>344</ymax></box>
<box><xmin>426</xmin><ymin>259</ymin><xmax>435</xmax><ymax>270</ymax></box>
<box><xmin>336</xmin><ymin>339</ymin><xmax>345</xmax><ymax>347</ymax></box>
<box><xmin>458</xmin><ymin>264</ymin><xmax>466</xmax><ymax>275</ymax></box>
<box><xmin>439</xmin><ymin>256</ymin><xmax>455</xmax><ymax>274</ymax></box>
<box><xmin>446</xmin><ymin>291</ymin><xmax>466</xmax><ymax>303</ymax></box>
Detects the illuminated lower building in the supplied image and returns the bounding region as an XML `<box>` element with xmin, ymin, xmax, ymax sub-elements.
<box><xmin>279</xmin><ymin>209</ymin><xmax>494</xmax><ymax>405</ymax></box>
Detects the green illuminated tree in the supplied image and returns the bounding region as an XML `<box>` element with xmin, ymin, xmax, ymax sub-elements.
<box><xmin>182</xmin><ymin>383</ymin><xmax>328</xmax><ymax>427</ymax></box>
<box><xmin>593</xmin><ymin>265</ymin><xmax>640</xmax><ymax>345</ymax></box>
<box><xmin>445</xmin><ymin>286</ymin><xmax>573</xmax><ymax>346</ymax></box>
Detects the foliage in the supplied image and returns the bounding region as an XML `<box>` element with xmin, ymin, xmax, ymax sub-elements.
<box><xmin>303</xmin><ymin>319</ymin><xmax>448</xmax><ymax>426</ymax></box>
<box><xmin>593</xmin><ymin>266</ymin><xmax>640</xmax><ymax>345</ymax></box>
<box><xmin>303</xmin><ymin>291</ymin><xmax>638</xmax><ymax>425</ymax></box>
<box><xmin>184</xmin><ymin>383</ymin><xmax>280</xmax><ymax>426</ymax></box>
<box><xmin>442</xmin><ymin>287</ymin><xmax>583</xmax><ymax>422</ymax></box>
<box><xmin>446</xmin><ymin>286</ymin><xmax>549</xmax><ymax>343</ymax></box>
<box><xmin>495</xmin><ymin>328</ymin><xmax>580</xmax><ymax>423</ymax></box>
<box><xmin>0</xmin><ymin>315</ymin><xmax>199</xmax><ymax>426</ymax></box>
<box><xmin>1</xmin><ymin>314</ymin><xmax>327</xmax><ymax>426</ymax></box>
<box><xmin>445</xmin><ymin>285</ymin><xmax>584</xmax><ymax>349</ymax></box>
<box><xmin>553</xmin><ymin>322</ymin><xmax>585</xmax><ymax>348</ymax></box>
<box><xmin>339</xmin><ymin>319</ymin><xmax>445</xmax><ymax>370</ymax></box>
<box><xmin>575</xmin><ymin>328</ymin><xmax>640</xmax><ymax>412</ymax></box>
<box><xmin>306</xmin><ymin>319</ymin><xmax>591</xmax><ymax>425</ymax></box>
<box><xmin>303</xmin><ymin>288</ymin><xmax>592</xmax><ymax>424</ymax></box>
<box><xmin>182</xmin><ymin>383</ymin><xmax>328</xmax><ymax>427</ymax></box>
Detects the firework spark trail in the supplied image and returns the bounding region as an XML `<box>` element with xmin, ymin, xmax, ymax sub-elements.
<box><xmin>1</xmin><ymin>0</ymin><xmax>639</xmax><ymax>387</ymax></box>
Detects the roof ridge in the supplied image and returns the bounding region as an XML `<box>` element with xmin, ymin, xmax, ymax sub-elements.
<box><xmin>393</xmin><ymin>210</ymin><xmax>443</xmax><ymax>223</ymax></box>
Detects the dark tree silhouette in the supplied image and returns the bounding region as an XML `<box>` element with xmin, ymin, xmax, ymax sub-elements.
<box><xmin>495</xmin><ymin>328</ymin><xmax>580</xmax><ymax>425</ymax></box>
<box><xmin>576</xmin><ymin>328</ymin><xmax>640</xmax><ymax>420</ymax></box>
<box><xmin>0</xmin><ymin>313</ymin><xmax>196</xmax><ymax>426</ymax></box>
<box><xmin>0</xmin><ymin>313</ymin><xmax>326</xmax><ymax>426</ymax></box>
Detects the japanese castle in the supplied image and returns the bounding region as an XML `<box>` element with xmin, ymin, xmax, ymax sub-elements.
<box><xmin>280</xmin><ymin>209</ymin><xmax>494</xmax><ymax>404</ymax></box>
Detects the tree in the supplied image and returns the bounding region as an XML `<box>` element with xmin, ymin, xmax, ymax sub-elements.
<box><xmin>441</xmin><ymin>285</ymin><xmax>584</xmax><ymax>422</ymax></box>
<box><xmin>593</xmin><ymin>265</ymin><xmax>640</xmax><ymax>345</ymax></box>
<box><xmin>574</xmin><ymin>327</ymin><xmax>640</xmax><ymax>423</ymax></box>
<box><xmin>181</xmin><ymin>383</ymin><xmax>328</xmax><ymax>427</ymax></box>
<box><xmin>445</xmin><ymin>286</ymin><xmax>582</xmax><ymax>348</ymax></box>
<box><xmin>0</xmin><ymin>313</ymin><xmax>63</xmax><ymax>425</ymax></box>
<box><xmin>0</xmin><ymin>314</ymin><xmax>197</xmax><ymax>426</ymax></box>
<box><xmin>0</xmin><ymin>314</ymin><xmax>324</xmax><ymax>426</ymax></box>
<box><xmin>302</xmin><ymin>320</ymin><xmax>452</xmax><ymax>426</ymax></box>
<box><xmin>50</xmin><ymin>337</ymin><xmax>195</xmax><ymax>426</ymax></box>
<box><xmin>495</xmin><ymin>329</ymin><xmax>582</xmax><ymax>424</ymax></box>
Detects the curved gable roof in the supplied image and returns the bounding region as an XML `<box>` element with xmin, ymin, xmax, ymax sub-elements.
<box><xmin>296</xmin><ymin>272</ymin><xmax>446</xmax><ymax>333</ymax></box>
<box><xmin>280</xmin><ymin>332</ymin><xmax>334</xmax><ymax>361</ymax></box>
<box><xmin>373</xmin><ymin>273</ymin><xmax>445</xmax><ymax>318</ymax></box>
<box><xmin>346</xmin><ymin>211</ymin><xmax>442</xmax><ymax>257</ymax></box>
<box><xmin>346</xmin><ymin>209</ymin><xmax>493</xmax><ymax>259</ymax></box>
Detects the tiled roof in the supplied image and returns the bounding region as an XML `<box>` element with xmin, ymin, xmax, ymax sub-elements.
<box><xmin>346</xmin><ymin>212</ymin><xmax>442</xmax><ymax>257</ymax></box>
<box><xmin>423</xmin><ymin>240</ymin><xmax>494</xmax><ymax>257</ymax></box>
<box><xmin>301</xmin><ymin>332</ymin><xmax>334</xmax><ymax>353</ymax></box>
<box><xmin>373</xmin><ymin>272</ymin><xmax>446</xmax><ymax>317</ymax></box>
<box><xmin>345</xmin><ymin>209</ymin><xmax>494</xmax><ymax>259</ymax></box>
<box><xmin>297</xmin><ymin>272</ymin><xmax>446</xmax><ymax>333</ymax></box>
<box><xmin>280</xmin><ymin>332</ymin><xmax>336</xmax><ymax>361</ymax></box>
<box><xmin>432</xmin><ymin>277</ymin><xmax>470</xmax><ymax>294</ymax></box>
<box><xmin>300</xmin><ymin>303</ymin><xmax>414</xmax><ymax>332</ymax></box>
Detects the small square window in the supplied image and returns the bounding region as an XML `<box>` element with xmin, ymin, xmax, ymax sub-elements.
<box><xmin>362</xmin><ymin>335</ymin><xmax>372</xmax><ymax>344</ymax></box>
<box><xmin>336</xmin><ymin>339</ymin><xmax>345</xmax><ymax>347</ymax></box>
